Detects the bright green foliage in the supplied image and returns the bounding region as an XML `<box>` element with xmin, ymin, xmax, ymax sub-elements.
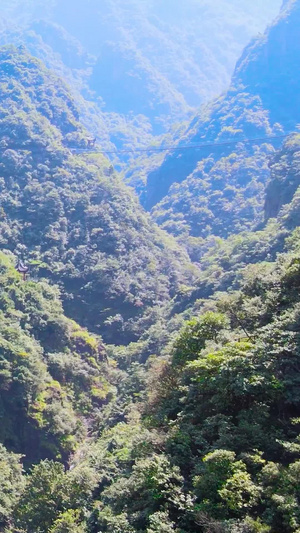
<box><xmin>194</xmin><ymin>450</ymin><xmax>261</xmax><ymax>519</ymax></box>
<box><xmin>50</xmin><ymin>511</ymin><xmax>86</xmax><ymax>533</ymax></box>
<box><xmin>172</xmin><ymin>312</ymin><xmax>228</xmax><ymax>366</ymax></box>
<box><xmin>146</xmin><ymin>242</ymin><xmax>300</xmax><ymax>531</ymax></box>
<box><xmin>15</xmin><ymin>460</ymin><xmax>66</xmax><ymax>533</ymax></box>
<box><xmin>15</xmin><ymin>460</ymin><xmax>97</xmax><ymax>533</ymax></box>
<box><xmin>92</xmin><ymin>452</ymin><xmax>192</xmax><ymax>533</ymax></box>
<box><xmin>147</xmin><ymin>511</ymin><xmax>178</xmax><ymax>533</ymax></box>
<box><xmin>219</xmin><ymin>471</ymin><xmax>261</xmax><ymax>513</ymax></box>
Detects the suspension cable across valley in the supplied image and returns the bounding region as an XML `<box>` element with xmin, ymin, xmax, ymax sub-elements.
<box><xmin>78</xmin><ymin>132</ymin><xmax>293</xmax><ymax>156</ymax></box>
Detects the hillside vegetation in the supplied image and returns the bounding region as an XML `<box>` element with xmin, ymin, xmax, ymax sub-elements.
<box><xmin>0</xmin><ymin>0</ymin><xmax>281</xmax><ymax>139</ymax></box>
<box><xmin>0</xmin><ymin>46</ymin><xmax>196</xmax><ymax>345</ymax></box>
<box><xmin>144</xmin><ymin>0</ymin><xmax>300</xmax><ymax>251</ymax></box>
<box><xmin>3</xmin><ymin>132</ymin><xmax>300</xmax><ymax>533</ymax></box>
<box><xmin>1</xmin><ymin>2</ymin><xmax>300</xmax><ymax>533</ymax></box>
<box><xmin>0</xmin><ymin>251</ymin><xmax>112</xmax><ymax>465</ymax></box>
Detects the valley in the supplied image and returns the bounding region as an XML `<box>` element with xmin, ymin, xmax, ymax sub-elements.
<box><xmin>1</xmin><ymin>2</ymin><xmax>300</xmax><ymax>533</ymax></box>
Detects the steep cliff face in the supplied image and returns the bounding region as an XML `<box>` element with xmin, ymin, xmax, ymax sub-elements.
<box><xmin>143</xmin><ymin>0</ymin><xmax>300</xmax><ymax>224</ymax></box>
<box><xmin>265</xmin><ymin>133</ymin><xmax>300</xmax><ymax>221</ymax></box>
<box><xmin>233</xmin><ymin>0</ymin><xmax>300</xmax><ymax>127</ymax></box>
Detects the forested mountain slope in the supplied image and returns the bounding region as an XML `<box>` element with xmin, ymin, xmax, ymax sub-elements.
<box><xmin>0</xmin><ymin>251</ymin><xmax>111</xmax><ymax>465</ymax></box>
<box><xmin>0</xmin><ymin>46</ymin><xmax>196</xmax><ymax>345</ymax></box>
<box><xmin>168</xmin><ymin>133</ymin><xmax>300</xmax><ymax>320</ymax></box>
<box><xmin>0</xmin><ymin>20</ymin><xmax>158</xmax><ymax>163</ymax></box>
<box><xmin>4</xmin><ymin>127</ymin><xmax>300</xmax><ymax>533</ymax></box>
<box><xmin>51</xmin><ymin>0</ymin><xmax>281</xmax><ymax>108</ymax></box>
<box><xmin>2</xmin><ymin>3</ymin><xmax>300</xmax><ymax>533</ymax></box>
<box><xmin>145</xmin><ymin>0</ymin><xmax>299</xmax><ymax>243</ymax></box>
<box><xmin>0</xmin><ymin>0</ymin><xmax>281</xmax><ymax>136</ymax></box>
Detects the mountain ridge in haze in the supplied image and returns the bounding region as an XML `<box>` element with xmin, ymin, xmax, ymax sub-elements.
<box><xmin>0</xmin><ymin>0</ymin><xmax>282</xmax><ymax>135</ymax></box>
<box><xmin>143</xmin><ymin>0</ymin><xmax>300</xmax><ymax>248</ymax></box>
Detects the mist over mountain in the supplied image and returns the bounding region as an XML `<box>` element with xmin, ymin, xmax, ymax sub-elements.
<box><xmin>0</xmin><ymin>0</ymin><xmax>281</xmax><ymax>136</ymax></box>
<box><xmin>51</xmin><ymin>0</ymin><xmax>281</xmax><ymax>110</ymax></box>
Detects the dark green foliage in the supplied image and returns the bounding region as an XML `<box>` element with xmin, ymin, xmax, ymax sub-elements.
<box><xmin>13</xmin><ymin>228</ymin><xmax>300</xmax><ymax>532</ymax></box>
<box><xmin>152</xmin><ymin>145</ymin><xmax>274</xmax><ymax>240</ymax></box>
<box><xmin>43</xmin><ymin>134</ymin><xmax>300</xmax><ymax>533</ymax></box>
<box><xmin>0</xmin><ymin>251</ymin><xmax>112</xmax><ymax>464</ymax></box>
<box><xmin>144</xmin><ymin>246</ymin><xmax>300</xmax><ymax>531</ymax></box>
<box><xmin>15</xmin><ymin>459</ymin><xmax>96</xmax><ymax>533</ymax></box>
<box><xmin>0</xmin><ymin>444</ymin><xmax>24</xmax><ymax>529</ymax></box>
<box><xmin>0</xmin><ymin>46</ymin><xmax>195</xmax><ymax>344</ymax></box>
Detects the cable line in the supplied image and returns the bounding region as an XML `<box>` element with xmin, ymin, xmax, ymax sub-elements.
<box><xmin>0</xmin><ymin>132</ymin><xmax>294</xmax><ymax>157</ymax></box>
<box><xmin>71</xmin><ymin>132</ymin><xmax>293</xmax><ymax>156</ymax></box>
